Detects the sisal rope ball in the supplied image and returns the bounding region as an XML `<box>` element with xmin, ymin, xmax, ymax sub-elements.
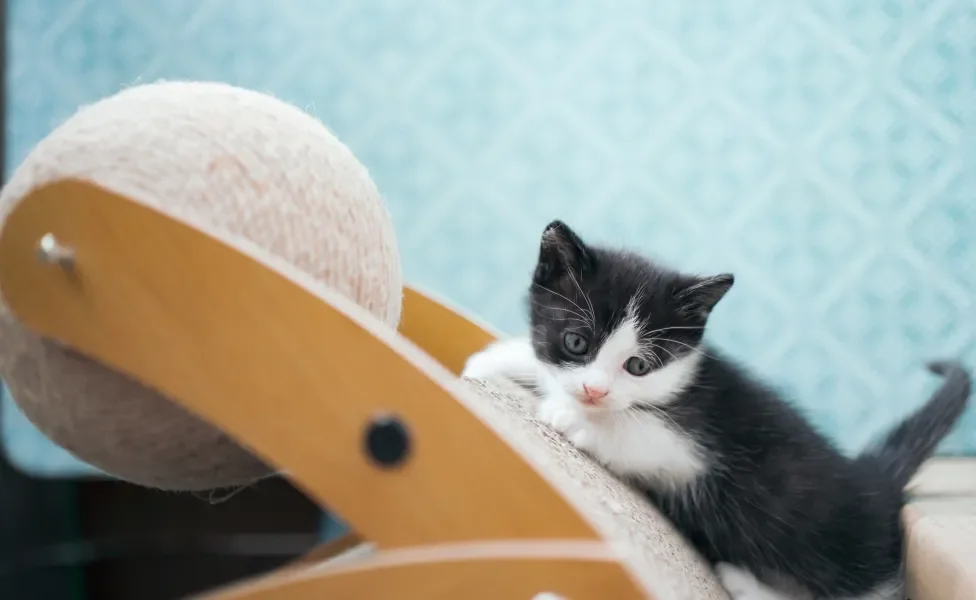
<box><xmin>0</xmin><ymin>81</ymin><xmax>402</xmax><ymax>490</ymax></box>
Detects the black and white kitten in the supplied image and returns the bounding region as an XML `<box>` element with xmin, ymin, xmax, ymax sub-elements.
<box><xmin>462</xmin><ymin>220</ymin><xmax>972</xmax><ymax>600</ymax></box>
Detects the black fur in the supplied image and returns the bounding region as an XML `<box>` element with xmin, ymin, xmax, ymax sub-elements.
<box><xmin>859</xmin><ymin>360</ymin><xmax>971</xmax><ymax>491</ymax></box>
<box><xmin>526</xmin><ymin>220</ymin><xmax>973</xmax><ymax>598</ymax></box>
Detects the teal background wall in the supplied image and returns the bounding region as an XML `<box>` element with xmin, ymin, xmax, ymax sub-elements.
<box><xmin>3</xmin><ymin>0</ymin><xmax>975</xmax><ymax>476</ymax></box>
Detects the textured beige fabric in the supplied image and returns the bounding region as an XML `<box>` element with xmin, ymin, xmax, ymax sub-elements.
<box><xmin>905</xmin><ymin>496</ymin><xmax>976</xmax><ymax>600</ymax></box>
<box><xmin>0</xmin><ymin>81</ymin><xmax>402</xmax><ymax>490</ymax></box>
<box><xmin>909</xmin><ymin>458</ymin><xmax>976</xmax><ymax>497</ymax></box>
<box><xmin>462</xmin><ymin>377</ymin><xmax>726</xmax><ymax>600</ymax></box>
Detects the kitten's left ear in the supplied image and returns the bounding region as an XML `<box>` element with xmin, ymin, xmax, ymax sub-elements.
<box><xmin>534</xmin><ymin>220</ymin><xmax>594</xmax><ymax>283</ymax></box>
<box><xmin>674</xmin><ymin>273</ymin><xmax>734</xmax><ymax>319</ymax></box>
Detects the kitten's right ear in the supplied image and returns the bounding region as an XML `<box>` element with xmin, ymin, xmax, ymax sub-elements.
<box><xmin>533</xmin><ymin>220</ymin><xmax>593</xmax><ymax>283</ymax></box>
<box><xmin>674</xmin><ymin>273</ymin><xmax>734</xmax><ymax>320</ymax></box>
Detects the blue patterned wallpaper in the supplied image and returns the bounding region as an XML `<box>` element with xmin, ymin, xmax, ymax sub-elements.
<box><xmin>3</xmin><ymin>0</ymin><xmax>975</xmax><ymax>477</ymax></box>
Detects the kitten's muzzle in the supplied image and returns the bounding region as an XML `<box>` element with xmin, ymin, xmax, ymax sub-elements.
<box><xmin>580</xmin><ymin>384</ymin><xmax>609</xmax><ymax>406</ymax></box>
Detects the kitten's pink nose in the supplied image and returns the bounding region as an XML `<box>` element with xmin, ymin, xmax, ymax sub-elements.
<box><xmin>581</xmin><ymin>384</ymin><xmax>608</xmax><ymax>404</ymax></box>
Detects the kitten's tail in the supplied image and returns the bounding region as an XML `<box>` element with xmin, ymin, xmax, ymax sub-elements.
<box><xmin>858</xmin><ymin>361</ymin><xmax>971</xmax><ymax>490</ymax></box>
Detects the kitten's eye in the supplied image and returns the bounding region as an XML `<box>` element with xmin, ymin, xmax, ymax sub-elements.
<box><xmin>562</xmin><ymin>331</ymin><xmax>589</xmax><ymax>355</ymax></box>
<box><xmin>625</xmin><ymin>356</ymin><xmax>652</xmax><ymax>376</ymax></box>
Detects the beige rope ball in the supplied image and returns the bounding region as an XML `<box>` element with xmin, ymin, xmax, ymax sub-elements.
<box><xmin>0</xmin><ymin>81</ymin><xmax>402</xmax><ymax>490</ymax></box>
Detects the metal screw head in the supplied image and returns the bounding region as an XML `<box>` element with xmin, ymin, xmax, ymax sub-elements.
<box><xmin>36</xmin><ymin>233</ymin><xmax>75</xmax><ymax>270</ymax></box>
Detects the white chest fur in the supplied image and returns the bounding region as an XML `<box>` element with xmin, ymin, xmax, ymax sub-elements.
<box><xmin>535</xmin><ymin>380</ymin><xmax>707</xmax><ymax>490</ymax></box>
<box><xmin>463</xmin><ymin>336</ymin><xmax>708</xmax><ymax>490</ymax></box>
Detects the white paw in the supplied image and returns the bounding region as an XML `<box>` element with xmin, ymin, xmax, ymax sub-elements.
<box><xmin>716</xmin><ymin>564</ymin><xmax>786</xmax><ymax>600</ymax></box>
<box><xmin>460</xmin><ymin>338</ymin><xmax>538</xmax><ymax>384</ymax></box>
<box><xmin>536</xmin><ymin>398</ymin><xmax>581</xmax><ymax>434</ymax></box>
<box><xmin>567</xmin><ymin>426</ymin><xmax>595</xmax><ymax>449</ymax></box>
<box><xmin>536</xmin><ymin>396</ymin><xmax>599</xmax><ymax>452</ymax></box>
<box><xmin>461</xmin><ymin>350</ymin><xmax>498</xmax><ymax>380</ymax></box>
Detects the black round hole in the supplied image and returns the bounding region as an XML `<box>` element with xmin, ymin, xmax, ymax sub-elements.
<box><xmin>364</xmin><ymin>414</ymin><xmax>411</xmax><ymax>468</ymax></box>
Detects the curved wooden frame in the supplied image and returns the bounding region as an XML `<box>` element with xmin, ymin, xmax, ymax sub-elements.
<box><xmin>0</xmin><ymin>179</ymin><xmax>655</xmax><ymax>599</ymax></box>
<box><xmin>399</xmin><ymin>284</ymin><xmax>501</xmax><ymax>377</ymax></box>
<box><xmin>211</xmin><ymin>541</ymin><xmax>637</xmax><ymax>600</ymax></box>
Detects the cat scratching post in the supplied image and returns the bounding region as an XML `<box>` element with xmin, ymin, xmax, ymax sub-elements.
<box><xmin>0</xmin><ymin>82</ymin><xmax>726</xmax><ymax>599</ymax></box>
<box><xmin>0</xmin><ymin>178</ymin><xmax>730</xmax><ymax>599</ymax></box>
<box><xmin>0</xmin><ymin>178</ymin><xmax>667</xmax><ymax>598</ymax></box>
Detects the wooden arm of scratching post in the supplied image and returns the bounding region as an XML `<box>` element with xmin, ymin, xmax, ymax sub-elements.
<box><xmin>399</xmin><ymin>285</ymin><xmax>500</xmax><ymax>377</ymax></box>
<box><xmin>0</xmin><ymin>179</ymin><xmax>654</xmax><ymax>599</ymax></box>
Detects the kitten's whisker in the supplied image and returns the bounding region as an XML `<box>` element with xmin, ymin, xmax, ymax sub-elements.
<box><xmin>531</xmin><ymin>284</ymin><xmax>586</xmax><ymax>314</ymax></box>
<box><xmin>553</xmin><ymin>315</ymin><xmax>592</xmax><ymax>331</ymax></box>
<box><xmin>646</xmin><ymin>340</ymin><xmax>681</xmax><ymax>364</ymax></box>
<box><xmin>634</xmin><ymin>281</ymin><xmax>647</xmax><ymax>306</ymax></box>
<box><xmin>532</xmin><ymin>283</ymin><xmax>592</xmax><ymax>327</ymax></box>
<box><xmin>611</xmin><ymin>409</ymin><xmax>644</xmax><ymax>431</ymax></box>
<box><xmin>551</xmin><ymin>312</ymin><xmax>590</xmax><ymax>328</ymax></box>
<box><xmin>636</xmin><ymin>341</ymin><xmax>666</xmax><ymax>368</ymax></box>
<box><xmin>495</xmin><ymin>375</ymin><xmax>538</xmax><ymax>384</ymax></box>
<box><xmin>640</xmin><ymin>347</ymin><xmax>665</xmax><ymax>369</ymax></box>
<box><xmin>528</xmin><ymin>298</ymin><xmax>590</xmax><ymax>324</ymax></box>
<box><xmin>641</xmin><ymin>325</ymin><xmax>706</xmax><ymax>337</ymax></box>
<box><xmin>632</xmin><ymin>403</ymin><xmax>685</xmax><ymax>435</ymax></box>
<box><xmin>567</xmin><ymin>267</ymin><xmax>597</xmax><ymax>327</ymax></box>
<box><xmin>539</xmin><ymin>305</ymin><xmax>588</xmax><ymax>322</ymax></box>
<box><xmin>654</xmin><ymin>338</ymin><xmax>717</xmax><ymax>361</ymax></box>
<box><xmin>649</xmin><ymin>408</ymin><xmax>683</xmax><ymax>435</ymax></box>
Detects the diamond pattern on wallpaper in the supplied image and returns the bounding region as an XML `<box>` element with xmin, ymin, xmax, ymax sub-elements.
<box><xmin>905</xmin><ymin>171</ymin><xmax>976</xmax><ymax>294</ymax></box>
<box><xmin>174</xmin><ymin>6</ymin><xmax>300</xmax><ymax>89</ymax></box>
<box><xmin>45</xmin><ymin>0</ymin><xmax>162</xmax><ymax>92</ymax></box>
<box><xmin>577</xmin><ymin>179</ymin><xmax>707</xmax><ymax>260</ymax></box>
<box><xmin>478</xmin><ymin>0</ymin><xmax>612</xmax><ymax>75</ymax></box>
<box><xmin>315</xmin><ymin>0</ymin><xmax>457</xmax><ymax>92</ymax></box>
<box><xmin>642</xmin><ymin>0</ymin><xmax>772</xmax><ymax>67</ymax></box>
<box><xmin>478</xmin><ymin>107</ymin><xmax>619</xmax><ymax>230</ymax></box>
<box><xmin>820</xmin><ymin>92</ymin><xmax>959</xmax><ymax>213</ymax></box>
<box><xmin>805</xmin><ymin>0</ymin><xmax>933</xmax><ymax>53</ymax></box>
<box><xmin>821</xmin><ymin>252</ymin><xmax>966</xmax><ymax>359</ymax></box>
<box><xmin>407</xmin><ymin>39</ymin><xmax>530</xmax><ymax>158</ymax></box>
<box><xmin>646</xmin><ymin>102</ymin><xmax>779</xmax><ymax>194</ymax></box>
<box><xmin>768</xmin><ymin>339</ymin><xmax>887</xmax><ymax>453</ymax></box>
<box><xmin>266</xmin><ymin>55</ymin><xmax>390</xmax><ymax>146</ymax></box>
<box><xmin>898</xmin><ymin>2</ymin><xmax>976</xmax><ymax>127</ymax></box>
<box><xmin>402</xmin><ymin>186</ymin><xmax>537</xmax><ymax>330</ymax></box>
<box><xmin>735</xmin><ymin>178</ymin><xmax>871</xmax><ymax>304</ymax></box>
<box><xmin>350</xmin><ymin>117</ymin><xmax>459</xmax><ymax>227</ymax></box>
<box><xmin>732</xmin><ymin>11</ymin><xmax>860</xmax><ymax>141</ymax></box>
<box><xmin>3</xmin><ymin>0</ymin><xmax>975</xmax><ymax>477</ymax></box>
<box><xmin>559</xmin><ymin>25</ymin><xmax>694</xmax><ymax>149</ymax></box>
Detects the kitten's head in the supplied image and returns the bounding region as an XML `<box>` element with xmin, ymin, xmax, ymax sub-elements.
<box><xmin>528</xmin><ymin>220</ymin><xmax>733</xmax><ymax>413</ymax></box>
